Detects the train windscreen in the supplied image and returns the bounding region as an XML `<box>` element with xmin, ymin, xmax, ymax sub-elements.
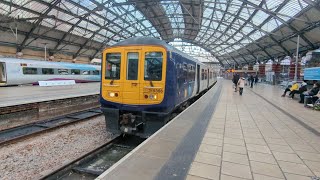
<box><xmin>106</xmin><ymin>53</ymin><xmax>121</xmax><ymax>80</ymax></box>
<box><xmin>144</xmin><ymin>52</ymin><xmax>163</xmax><ymax>81</ymax></box>
<box><xmin>0</xmin><ymin>62</ymin><xmax>6</xmax><ymax>83</ymax></box>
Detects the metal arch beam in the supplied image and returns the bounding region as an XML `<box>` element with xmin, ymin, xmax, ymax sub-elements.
<box><xmin>19</xmin><ymin>0</ymin><xmax>61</xmax><ymax>50</ymax></box>
<box><xmin>30</xmin><ymin>0</ymin><xmax>130</xmax><ymax>44</ymax></box>
<box><xmin>73</xmin><ymin>26</ymin><xmax>106</xmax><ymax>58</ymax></box>
<box><xmin>230</xmin><ymin>56</ymin><xmax>239</xmax><ymax>66</ymax></box>
<box><xmin>125</xmin><ymin>0</ymin><xmax>173</xmax><ymax>41</ymax></box>
<box><xmin>268</xmin><ymin>35</ymin><xmax>291</xmax><ymax>55</ymax></box>
<box><xmin>203</xmin><ymin>1</ymin><xmax>290</xmax><ymax>54</ymax></box>
<box><xmin>52</xmin><ymin>10</ymin><xmax>92</xmax><ymax>52</ymax></box>
<box><xmin>207</xmin><ymin>1</ymin><xmax>259</xmax><ymax>47</ymax></box>
<box><xmin>203</xmin><ymin>0</ymin><xmax>234</xmax><ymax>45</ymax></box>
<box><xmin>197</xmin><ymin>0</ymin><xmax>217</xmax><ymax>41</ymax></box>
<box><xmin>303</xmin><ymin>0</ymin><xmax>320</xmax><ymax>11</ymax></box>
<box><xmin>1</xmin><ymin>0</ymin><xmax>116</xmax><ymax>46</ymax></box>
<box><xmin>195</xmin><ymin>1</ymin><xmax>313</xmax><ymax>55</ymax></box>
<box><xmin>107</xmin><ymin>0</ymin><xmax>155</xmax><ymax>37</ymax></box>
<box><xmin>238</xmin><ymin>53</ymin><xmax>249</xmax><ymax>64</ymax></box>
<box><xmin>180</xmin><ymin>0</ymin><xmax>202</xmax><ymax>40</ymax></box>
<box><xmin>66</xmin><ymin>0</ymin><xmax>135</xmax><ymax>38</ymax></box>
<box><xmin>237</xmin><ymin>0</ymin><xmax>315</xmax><ymax>49</ymax></box>
<box><xmin>220</xmin><ymin>0</ymin><xmax>288</xmax><ymax>49</ymax></box>
<box><xmin>185</xmin><ymin>40</ymin><xmax>226</xmax><ymax>65</ymax></box>
<box><xmin>0</xmin><ymin>26</ymin><xmax>101</xmax><ymax>52</ymax></box>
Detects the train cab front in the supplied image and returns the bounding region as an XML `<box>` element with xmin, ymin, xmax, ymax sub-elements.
<box><xmin>100</xmin><ymin>45</ymin><xmax>167</xmax><ymax>137</ymax></box>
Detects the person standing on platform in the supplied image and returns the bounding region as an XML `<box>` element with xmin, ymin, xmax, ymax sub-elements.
<box><xmin>233</xmin><ymin>73</ymin><xmax>240</xmax><ymax>92</ymax></box>
<box><xmin>238</xmin><ymin>77</ymin><xmax>246</xmax><ymax>96</ymax></box>
<box><xmin>254</xmin><ymin>75</ymin><xmax>259</xmax><ymax>85</ymax></box>
<box><xmin>249</xmin><ymin>74</ymin><xmax>254</xmax><ymax>88</ymax></box>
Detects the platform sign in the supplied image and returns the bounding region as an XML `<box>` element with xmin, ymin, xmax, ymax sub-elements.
<box><xmin>39</xmin><ymin>80</ymin><xmax>76</xmax><ymax>86</ymax></box>
<box><xmin>304</xmin><ymin>67</ymin><xmax>320</xmax><ymax>80</ymax></box>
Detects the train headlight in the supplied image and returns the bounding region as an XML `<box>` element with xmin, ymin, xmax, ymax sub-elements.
<box><xmin>149</xmin><ymin>94</ymin><xmax>157</xmax><ymax>100</ymax></box>
<box><xmin>109</xmin><ymin>92</ymin><xmax>115</xmax><ymax>97</ymax></box>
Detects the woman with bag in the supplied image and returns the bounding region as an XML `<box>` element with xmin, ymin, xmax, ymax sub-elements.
<box><xmin>238</xmin><ymin>77</ymin><xmax>246</xmax><ymax>96</ymax></box>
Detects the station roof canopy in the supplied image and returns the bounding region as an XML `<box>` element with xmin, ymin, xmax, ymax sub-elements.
<box><xmin>0</xmin><ymin>0</ymin><xmax>320</xmax><ymax>66</ymax></box>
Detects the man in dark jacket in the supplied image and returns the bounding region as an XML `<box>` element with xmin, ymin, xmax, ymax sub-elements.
<box><xmin>254</xmin><ymin>75</ymin><xmax>259</xmax><ymax>85</ymax></box>
<box><xmin>249</xmin><ymin>74</ymin><xmax>254</xmax><ymax>88</ymax></box>
<box><xmin>299</xmin><ymin>82</ymin><xmax>320</xmax><ymax>103</ymax></box>
<box><xmin>290</xmin><ymin>82</ymin><xmax>307</xmax><ymax>98</ymax></box>
<box><xmin>233</xmin><ymin>74</ymin><xmax>240</xmax><ymax>92</ymax></box>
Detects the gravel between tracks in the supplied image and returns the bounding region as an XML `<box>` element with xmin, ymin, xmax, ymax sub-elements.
<box><xmin>0</xmin><ymin>116</ymin><xmax>111</xmax><ymax>180</ymax></box>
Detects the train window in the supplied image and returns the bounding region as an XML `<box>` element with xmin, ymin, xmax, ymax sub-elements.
<box><xmin>127</xmin><ymin>52</ymin><xmax>139</xmax><ymax>80</ymax></box>
<box><xmin>92</xmin><ymin>70</ymin><xmax>100</xmax><ymax>75</ymax></box>
<box><xmin>106</xmin><ymin>53</ymin><xmax>121</xmax><ymax>80</ymax></box>
<box><xmin>23</xmin><ymin>67</ymin><xmax>38</xmax><ymax>75</ymax></box>
<box><xmin>71</xmin><ymin>69</ymin><xmax>80</xmax><ymax>75</ymax></box>
<box><xmin>58</xmin><ymin>69</ymin><xmax>69</xmax><ymax>75</ymax></box>
<box><xmin>183</xmin><ymin>63</ymin><xmax>188</xmax><ymax>83</ymax></box>
<box><xmin>42</xmin><ymin>68</ymin><xmax>54</xmax><ymax>75</ymax></box>
<box><xmin>201</xmin><ymin>69</ymin><xmax>204</xmax><ymax>80</ymax></box>
<box><xmin>144</xmin><ymin>52</ymin><xmax>163</xmax><ymax>81</ymax></box>
<box><xmin>82</xmin><ymin>70</ymin><xmax>91</xmax><ymax>75</ymax></box>
<box><xmin>188</xmin><ymin>65</ymin><xmax>195</xmax><ymax>82</ymax></box>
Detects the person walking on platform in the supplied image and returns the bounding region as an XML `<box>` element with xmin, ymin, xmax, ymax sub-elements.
<box><xmin>254</xmin><ymin>75</ymin><xmax>259</xmax><ymax>85</ymax></box>
<box><xmin>233</xmin><ymin>74</ymin><xmax>240</xmax><ymax>92</ymax></box>
<box><xmin>249</xmin><ymin>74</ymin><xmax>254</xmax><ymax>88</ymax></box>
<box><xmin>238</xmin><ymin>77</ymin><xmax>245</xmax><ymax>96</ymax></box>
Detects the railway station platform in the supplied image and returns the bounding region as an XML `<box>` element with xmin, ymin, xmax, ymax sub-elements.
<box><xmin>0</xmin><ymin>82</ymin><xmax>100</xmax><ymax>107</ymax></box>
<box><xmin>97</xmin><ymin>79</ymin><xmax>320</xmax><ymax>180</ymax></box>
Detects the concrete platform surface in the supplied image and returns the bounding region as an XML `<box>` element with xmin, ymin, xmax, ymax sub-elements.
<box><xmin>0</xmin><ymin>82</ymin><xmax>100</xmax><ymax>107</ymax></box>
<box><xmin>96</xmin><ymin>80</ymin><xmax>320</xmax><ymax>180</ymax></box>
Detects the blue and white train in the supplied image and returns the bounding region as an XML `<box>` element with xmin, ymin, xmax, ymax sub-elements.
<box><xmin>0</xmin><ymin>57</ymin><xmax>101</xmax><ymax>86</ymax></box>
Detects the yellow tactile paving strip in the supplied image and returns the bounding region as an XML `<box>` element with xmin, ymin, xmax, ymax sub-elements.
<box><xmin>187</xmin><ymin>80</ymin><xmax>320</xmax><ymax>180</ymax></box>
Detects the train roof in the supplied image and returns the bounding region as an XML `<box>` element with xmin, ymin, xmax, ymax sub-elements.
<box><xmin>0</xmin><ymin>57</ymin><xmax>100</xmax><ymax>69</ymax></box>
<box><xmin>112</xmin><ymin>37</ymin><xmax>205</xmax><ymax>65</ymax></box>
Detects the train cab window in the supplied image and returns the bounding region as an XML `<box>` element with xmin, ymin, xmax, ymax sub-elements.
<box><xmin>82</xmin><ymin>70</ymin><xmax>90</xmax><ymax>75</ymax></box>
<box><xmin>71</xmin><ymin>69</ymin><xmax>80</xmax><ymax>75</ymax></box>
<box><xmin>92</xmin><ymin>70</ymin><xmax>100</xmax><ymax>75</ymax></box>
<box><xmin>144</xmin><ymin>52</ymin><xmax>163</xmax><ymax>81</ymax></box>
<box><xmin>127</xmin><ymin>52</ymin><xmax>139</xmax><ymax>80</ymax></box>
<box><xmin>42</xmin><ymin>68</ymin><xmax>54</xmax><ymax>75</ymax></box>
<box><xmin>106</xmin><ymin>53</ymin><xmax>121</xmax><ymax>80</ymax></box>
<box><xmin>23</xmin><ymin>67</ymin><xmax>38</xmax><ymax>75</ymax></box>
<box><xmin>58</xmin><ymin>69</ymin><xmax>69</xmax><ymax>75</ymax></box>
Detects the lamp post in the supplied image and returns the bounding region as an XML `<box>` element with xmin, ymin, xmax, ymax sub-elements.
<box><xmin>41</xmin><ymin>43</ymin><xmax>49</xmax><ymax>61</ymax></box>
<box><xmin>294</xmin><ymin>35</ymin><xmax>300</xmax><ymax>81</ymax></box>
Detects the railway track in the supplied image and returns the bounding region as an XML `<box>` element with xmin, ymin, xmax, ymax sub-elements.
<box><xmin>41</xmin><ymin>135</ymin><xmax>145</xmax><ymax>180</ymax></box>
<box><xmin>0</xmin><ymin>108</ymin><xmax>102</xmax><ymax>146</ymax></box>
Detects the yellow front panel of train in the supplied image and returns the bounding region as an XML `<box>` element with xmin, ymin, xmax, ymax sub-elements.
<box><xmin>101</xmin><ymin>45</ymin><xmax>166</xmax><ymax>105</ymax></box>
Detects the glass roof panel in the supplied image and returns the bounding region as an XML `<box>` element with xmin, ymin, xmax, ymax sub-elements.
<box><xmin>161</xmin><ymin>0</ymin><xmax>184</xmax><ymax>37</ymax></box>
<box><xmin>0</xmin><ymin>0</ymin><xmax>315</xmax><ymax>64</ymax></box>
<box><xmin>170</xmin><ymin>39</ymin><xmax>218</xmax><ymax>62</ymax></box>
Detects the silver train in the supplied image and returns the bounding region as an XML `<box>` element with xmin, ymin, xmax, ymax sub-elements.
<box><xmin>0</xmin><ymin>57</ymin><xmax>101</xmax><ymax>86</ymax></box>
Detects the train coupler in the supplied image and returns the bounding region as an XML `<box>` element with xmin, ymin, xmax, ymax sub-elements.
<box><xmin>119</xmin><ymin>113</ymin><xmax>143</xmax><ymax>134</ymax></box>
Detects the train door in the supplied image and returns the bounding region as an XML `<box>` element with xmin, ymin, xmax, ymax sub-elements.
<box><xmin>196</xmin><ymin>64</ymin><xmax>200</xmax><ymax>93</ymax></box>
<box><xmin>0</xmin><ymin>62</ymin><xmax>6</xmax><ymax>84</ymax></box>
<box><xmin>123</xmin><ymin>51</ymin><xmax>141</xmax><ymax>104</ymax></box>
